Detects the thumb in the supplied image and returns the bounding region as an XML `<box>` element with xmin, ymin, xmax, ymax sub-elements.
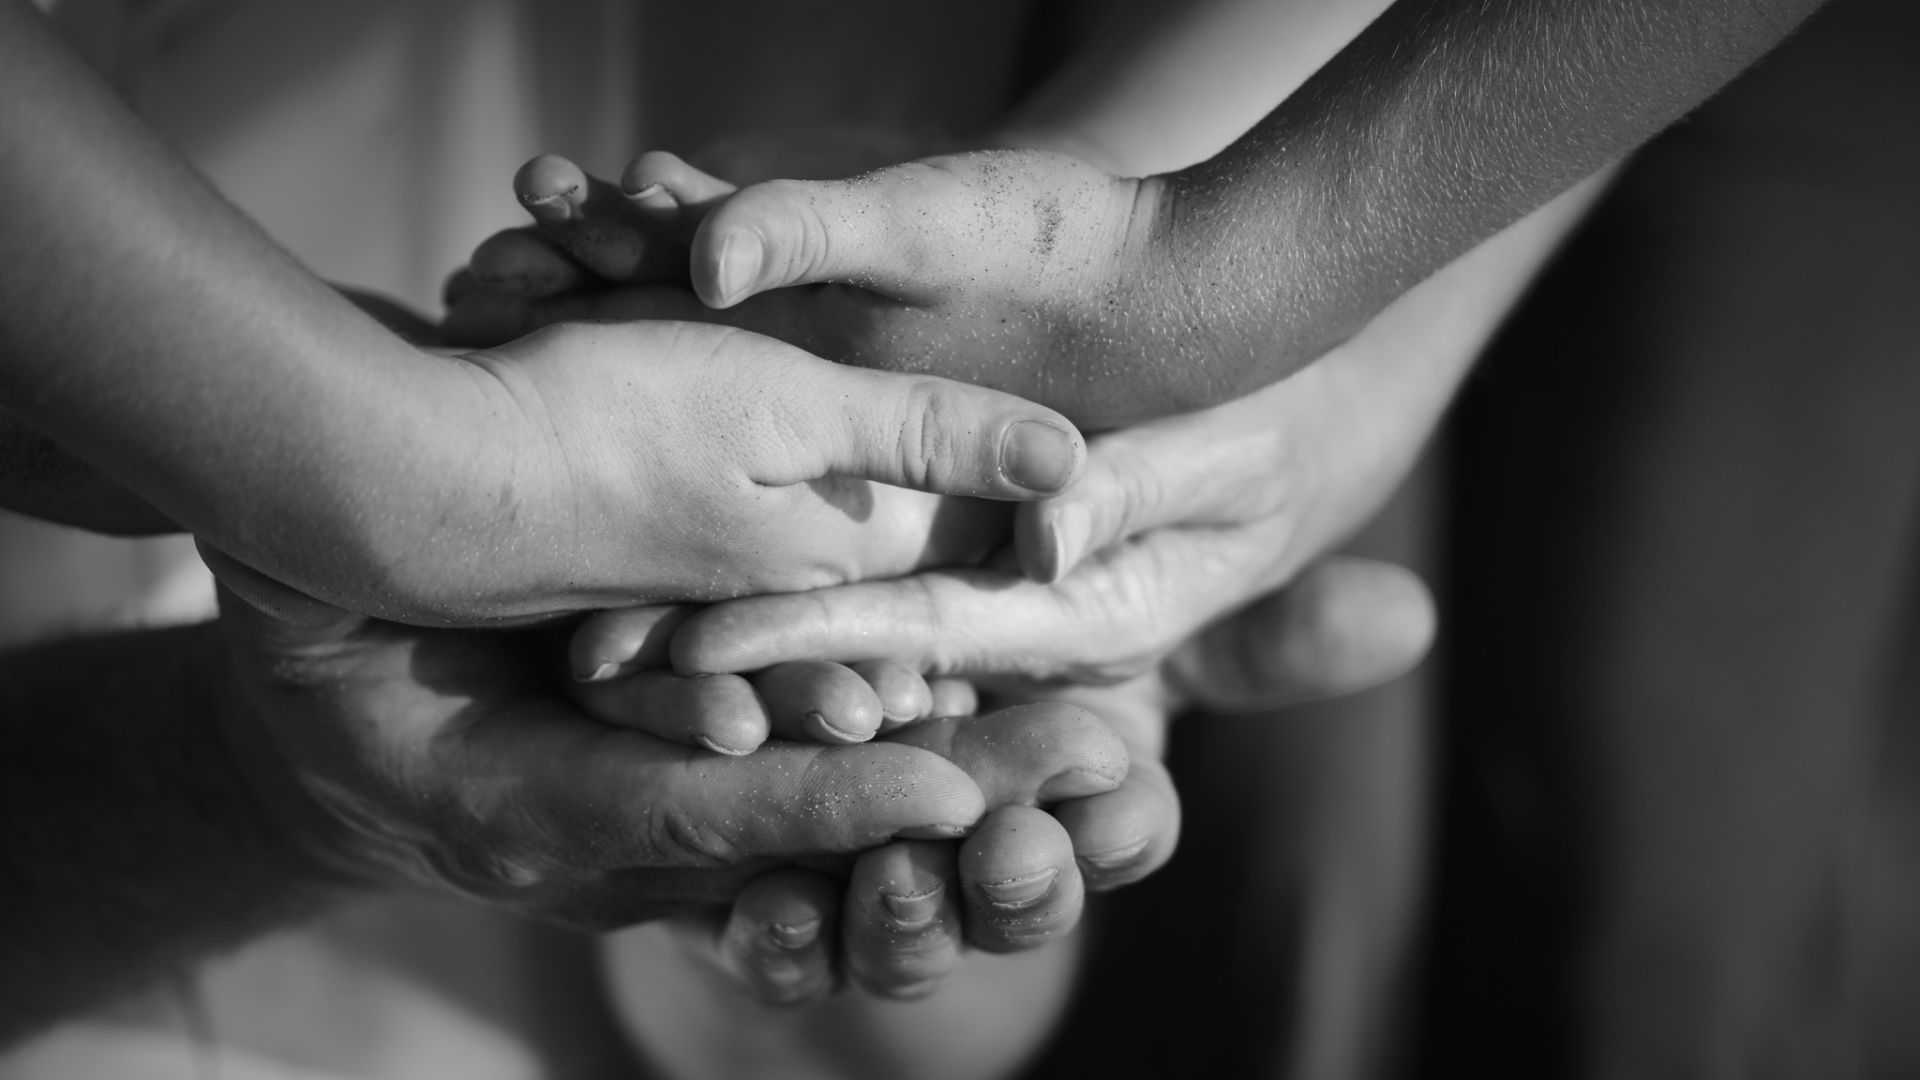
<box><xmin>1013</xmin><ymin>400</ymin><xmax>1280</xmax><ymax>581</ymax></box>
<box><xmin>1164</xmin><ymin>558</ymin><xmax>1436</xmax><ymax>711</ymax></box>
<box><xmin>690</xmin><ymin>164</ymin><xmax>981</xmax><ymax>308</ymax></box>
<box><xmin>755</xmin><ymin>358</ymin><xmax>1087</xmax><ymax>500</ymax></box>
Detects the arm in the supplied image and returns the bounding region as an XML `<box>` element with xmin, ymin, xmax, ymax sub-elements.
<box><xmin>0</xmin><ymin>1</ymin><xmax>1083</xmax><ymax>622</ymax></box>
<box><xmin>624</xmin><ymin>0</ymin><xmax>1820</xmax><ymax>425</ymax></box>
<box><xmin>0</xmin><ymin>624</ymin><xmax>326</xmax><ymax>1044</ymax></box>
<box><xmin>0</xmin><ymin>555</ymin><xmax>1136</xmax><ymax>1041</ymax></box>
<box><xmin>1138</xmin><ymin>0</ymin><xmax>1825</xmax><ymax>395</ymax></box>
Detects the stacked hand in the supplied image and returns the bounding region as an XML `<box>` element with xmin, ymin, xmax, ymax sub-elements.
<box><xmin>445</xmin><ymin>147</ymin><xmax>1296</xmax><ymax>429</ymax></box>
<box><xmin>208</xmin><ymin>549</ymin><xmax>1140</xmax><ymax>997</ymax></box>
<box><xmin>419</xmin><ymin>137</ymin><xmax>1477</xmax><ymax>1001</ymax></box>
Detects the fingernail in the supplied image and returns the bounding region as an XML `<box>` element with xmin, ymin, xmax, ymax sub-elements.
<box><xmin>696</xmin><ymin>734</ymin><xmax>757</xmax><ymax>757</ymax></box>
<box><xmin>895</xmin><ymin>823</ymin><xmax>973</xmax><ymax>841</ymax></box>
<box><xmin>767</xmin><ymin>917</ymin><xmax>822</xmax><ymax>950</ymax></box>
<box><xmin>521</xmin><ymin>193</ymin><xmax>574</xmax><ymax>225</ymax></box>
<box><xmin>1078</xmin><ymin>839</ymin><xmax>1151</xmax><ymax>874</ymax></box>
<box><xmin>880</xmin><ymin>885</ymin><xmax>944</xmax><ymax>929</ymax></box>
<box><xmin>1036</xmin><ymin>765</ymin><xmax>1125</xmax><ymax>803</ymax></box>
<box><xmin>1052</xmin><ymin>503</ymin><xmax>1092</xmax><ymax>580</ymax></box>
<box><xmin>808</xmin><ymin>710</ymin><xmax>873</xmax><ymax>745</ymax></box>
<box><xmin>999</xmin><ymin>421</ymin><xmax>1079</xmax><ymax>494</ymax></box>
<box><xmin>576</xmin><ymin>661</ymin><xmax>619</xmax><ymax>683</ymax></box>
<box><xmin>978</xmin><ymin>868</ymin><xmax>1057</xmax><ymax>910</ymax></box>
<box><xmin>624</xmin><ymin>181</ymin><xmax>679</xmax><ymax>216</ymax></box>
<box><xmin>714</xmin><ymin>229</ymin><xmax>764</xmax><ymax>306</ymax></box>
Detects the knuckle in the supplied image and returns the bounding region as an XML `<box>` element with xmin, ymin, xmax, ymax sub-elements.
<box><xmin>751</xmin><ymin>179</ymin><xmax>835</xmax><ymax>282</ymax></box>
<box><xmin>893</xmin><ymin>380</ymin><xmax>965</xmax><ymax>492</ymax></box>
<box><xmin>1107</xmin><ymin>454</ymin><xmax>1166</xmax><ymax>539</ymax></box>
<box><xmin>640</xmin><ymin>803</ymin><xmax>746</xmax><ymax>867</ymax></box>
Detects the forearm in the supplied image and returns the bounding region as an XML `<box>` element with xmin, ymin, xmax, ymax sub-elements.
<box><xmin>0</xmin><ymin>408</ymin><xmax>175</xmax><ymax>534</ymax></box>
<box><xmin>0</xmin><ymin>2</ymin><xmax>463</xmax><ymax>592</ymax></box>
<box><xmin>996</xmin><ymin>0</ymin><xmax>1391</xmax><ymax>175</ymax></box>
<box><xmin>1151</xmin><ymin>0</ymin><xmax>1826</xmax><ymax>393</ymax></box>
<box><xmin>0</xmin><ymin>624</ymin><xmax>335</xmax><ymax>1045</ymax></box>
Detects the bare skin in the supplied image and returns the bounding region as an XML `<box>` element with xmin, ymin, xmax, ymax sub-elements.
<box><xmin>454</xmin><ymin>0</ymin><xmax>1822</xmax><ymax>430</ymax></box>
<box><xmin>0</xmin><ymin>1</ymin><xmax>1086</xmax><ymax>627</ymax></box>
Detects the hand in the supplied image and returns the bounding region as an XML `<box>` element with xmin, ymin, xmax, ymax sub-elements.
<box><xmin>208</xmin><ymin>550</ymin><xmax>1127</xmax><ymax>935</ymax></box>
<box><xmin>680</xmin><ymin>673</ymin><xmax>1178</xmax><ymax>1004</ymax></box>
<box><xmin>450</xmin><ymin>148</ymin><xmax>1215</xmax><ymax>429</ymax></box>
<box><xmin>244</xmin><ymin>318</ymin><xmax>1083</xmax><ymax>625</ymax></box>
<box><xmin>623</xmin><ymin>314</ymin><xmax>1455</xmax><ymax>688</ymax></box>
<box><xmin>571</xmin><ymin>174</ymin><xmax>1600</xmax><ymax>687</ymax></box>
<box><xmin>440</xmin><ymin>126</ymin><xmax>952</xmax><ymax>343</ymax></box>
<box><xmin>697</xmin><ymin>552</ymin><xmax>1442</xmax><ymax>1003</ymax></box>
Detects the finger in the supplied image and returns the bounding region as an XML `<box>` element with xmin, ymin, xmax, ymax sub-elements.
<box><xmin>467</xmin><ymin>227</ymin><xmax>595</xmax><ymax>298</ymax></box>
<box><xmin>570</xmin><ymin>670</ymin><xmax>771</xmax><ymax>756</ymax></box>
<box><xmin>715</xmin><ymin>869</ymin><xmax>841</xmax><ymax>1005</ymax></box>
<box><xmin>883</xmin><ymin>702</ymin><xmax>1128</xmax><ymax>809</ymax></box>
<box><xmin>850</xmin><ymin>660</ymin><xmax>933</xmax><ymax>732</ymax></box>
<box><xmin>1052</xmin><ymin>761</ymin><xmax>1180</xmax><ymax>892</ymax></box>
<box><xmin>1165</xmin><ymin>557</ymin><xmax>1437</xmax><ymax>711</ymax></box>
<box><xmin>479</xmin><ymin>713</ymin><xmax>989</xmax><ymax>867</ymax></box>
<box><xmin>927</xmin><ymin>678</ymin><xmax>978</xmax><ymax>719</ymax></box>
<box><xmin>958</xmin><ymin>805</ymin><xmax>1084</xmax><ymax>954</ymax></box>
<box><xmin>690</xmin><ymin>163</ymin><xmax>981</xmax><ymax>308</ymax></box>
<box><xmin>669</xmin><ymin>568</ymin><xmax>1036</xmax><ymax>677</ymax></box>
<box><xmin>514</xmin><ymin>153</ymin><xmax>683</xmax><ymax>282</ymax></box>
<box><xmin>621</xmin><ymin>150</ymin><xmax>739</xmax><ymax>238</ymax></box>
<box><xmin>747</xmin><ymin>660</ymin><xmax>885</xmax><ymax>745</ymax></box>
<box><xmin>1015</xmin><ymin>385</ymin><xmax>1292</xmax><ymax>583</ymax></box>
<box><xmin>744</xmin><ymin>358</ymin><xmax>1085</xmax><ymax>499</ymax></box>
<box><xmin>570</xmin><ymin>604</ymin><xmax>693</xmax><ymax>682</ymax></box>
<box><xmin>1021</xmin><ymin>679</ymin><xmax>1182</xmax><ymax>893</ymax></box>
<box><xmin>842</xmin><ymin>841</ymin><xmax>964</xmax><ymax>999</ymax></box>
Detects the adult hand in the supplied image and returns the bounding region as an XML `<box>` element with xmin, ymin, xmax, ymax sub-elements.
<box><xmin>704</xmin><ymin>550</ymin><xmax>1447</xmax><ymax>1002</ymax></box>
<box><xmin>209</xmin><ymin>550</ymin><xmax>1126</xmax><ymax>935</ymax></box>
<box><xmin>664</xmin><ymin>689</ymin><xmax>1143</xmax><ymax>1004</ymax></box>
<box><xmin>629</xmin><ymin>323</ymin><xmax>1453</xmax><ymax>688</ymax></box>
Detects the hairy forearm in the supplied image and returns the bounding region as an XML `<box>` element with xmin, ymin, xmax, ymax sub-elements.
<box><xmin>0</xmin><ymin>625</ymin><xmax>332</xmax><ymax>1045</ymax></box>
<box><xmin>1152</xmin><ymin>0</ymin><xmax>1825</xmax><ymax>396</ymax></box>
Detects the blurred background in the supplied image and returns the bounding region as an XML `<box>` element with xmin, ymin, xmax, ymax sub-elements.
<box><xmin>4</xmin><ymin>0</ymin><xmax>1916</xmax><ymax>1077</ymax></box>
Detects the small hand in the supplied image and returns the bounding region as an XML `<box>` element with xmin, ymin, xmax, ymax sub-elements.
<box><xmin>450</xmin><ymin>148</ymin><xmax>1214</xmax><ymax>429</ymax></box>
<box><xmin>309</xmin><ymin>317</ymin><xmax>1082</xmax><ymax>624</ymax></box>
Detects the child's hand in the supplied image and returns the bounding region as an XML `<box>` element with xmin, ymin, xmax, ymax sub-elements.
<box><xmin>448</xmin><ymin>148</ymin><xmax>1178</xmax><ymax>428</ymax></box>
<box><xmin>262</xmin><ymin>318</ymin><xmax>1081</xmax><ymax>624</ymax></box>
<box><xmin>570</xmin><ymin>604</ymin><xmax>955</xmax><ymax>754</ymax></box>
